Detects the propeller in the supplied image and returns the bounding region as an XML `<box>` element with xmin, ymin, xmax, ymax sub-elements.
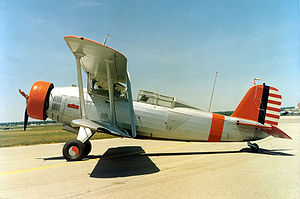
<box><xmin>19</xmin><ymin>89</ymin><xmax>29</xmax><ymax>131</ymax></box>
<box><xmin>24</xmin><ymin>108</ymin><xmax>28</xmax><ymax>131</ymax></box>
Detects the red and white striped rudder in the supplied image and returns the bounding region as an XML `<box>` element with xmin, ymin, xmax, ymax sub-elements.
<box><xmin>265</xmin><ymin>87</ymin><xmax>281</xmax><ymax>126</ymax></box>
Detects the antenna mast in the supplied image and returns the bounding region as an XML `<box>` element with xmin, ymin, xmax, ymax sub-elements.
<box><xmin>208</xmin><ymin>72</ymin><xmax>218</xmax><ymax>112</ymax></box>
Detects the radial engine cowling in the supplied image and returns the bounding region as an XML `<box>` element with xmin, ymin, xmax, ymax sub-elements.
<box><xmin>27</xmin><ymin>81</ymin><xmax>54</xmax><ymax>120</ymax></box>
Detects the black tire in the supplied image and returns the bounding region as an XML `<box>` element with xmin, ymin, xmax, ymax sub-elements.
<box><xmin>62</xmin><ymin>140</ymin><xmax>85</xmax><ymax>161</ymax></box>
<box><xmin>84</xmin><ymin>140</ymin><xmax>92</xmax><ymax>157</ymax></box>
<box><xmin>250</xmin><ymin>143</ymin><xmax>259</xmax><ymax>153</ymax></box>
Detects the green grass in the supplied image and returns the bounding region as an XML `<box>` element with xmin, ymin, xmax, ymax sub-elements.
<box><xmin>0</xmin><ymin>125</ymin><xmax>116</xmax><ymax>147</ymax></box>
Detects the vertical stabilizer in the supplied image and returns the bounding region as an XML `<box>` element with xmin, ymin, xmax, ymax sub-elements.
<box><xmin>231</xmin><ymin>84</ymin><xmax>281</xmax><ymax>125</ymax></box>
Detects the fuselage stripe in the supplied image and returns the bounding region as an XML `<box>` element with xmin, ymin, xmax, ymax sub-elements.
<box><xmin>208</xmin><ymin>114</ymin><xmax>225</xmax><ymax>142</ymax></box>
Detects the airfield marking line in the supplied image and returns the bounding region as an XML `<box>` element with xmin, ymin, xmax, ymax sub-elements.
<box><xmin>0</xmin><ymin>142</ymin><xmax>190</xmax><ymax>177</ymax></box>
<box><xmin>0</xmin><ymin>162</ymin><xmax>78</xmax><ymax>176</ymax></box>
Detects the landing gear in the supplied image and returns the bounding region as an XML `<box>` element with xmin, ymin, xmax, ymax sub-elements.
<box><xmin>247</xmin><ymin>141</ymin><xmax>259</xmax><ymax>152</ymax></box>
<box><xmin>63</xmin><ymin>140</ymin><xmax>93</xmax><ymax>161</ymax></box>
<box><xmin>63</xmin><ymin>140</ymin><xmax>86</xmax><ymax>161</ymax></box>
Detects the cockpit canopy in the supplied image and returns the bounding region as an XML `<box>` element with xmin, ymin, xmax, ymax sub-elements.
<box><xmin>137</xmin><ymin>89</ymin><xmax>199</xmax><ymax>110</ymax></box>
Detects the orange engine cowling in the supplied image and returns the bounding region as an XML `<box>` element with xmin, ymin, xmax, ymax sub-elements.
<box><xmin>27</xmin><ymin>81</ymin><xmax>54</xmax><ymax>120</ymax></box>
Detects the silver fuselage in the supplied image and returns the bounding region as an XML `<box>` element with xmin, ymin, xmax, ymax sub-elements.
<box><xmin>47</xmin><ymin>87</ymin><xmax>269</xmax><ymax>142</ymax></box>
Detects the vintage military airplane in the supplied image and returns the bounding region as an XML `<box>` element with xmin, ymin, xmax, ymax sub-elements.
<box><xmin>19</xmin><ymin>36</ymin><xmax>291</xmax><ymax>161</ymax></box>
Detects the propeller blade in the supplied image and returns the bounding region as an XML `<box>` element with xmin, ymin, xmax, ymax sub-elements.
<box><xmin>19</xmin><ymin>89</ymin><xmax>29</xmax><ymax>99</ymax></box>
<box><xmin>24</xmin><ymin>108</ymin><xmax>28</xmax><ymax>131</ymax></box>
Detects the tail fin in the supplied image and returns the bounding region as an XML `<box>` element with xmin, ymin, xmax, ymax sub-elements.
<box><xmin>231</xmin><ymin>84</ymin><xmax>281</xmax><ymax>125</ymax></box>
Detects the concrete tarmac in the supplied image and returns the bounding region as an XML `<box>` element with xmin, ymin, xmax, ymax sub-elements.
<box><xmin>0</xmin><ymin>116</ymin><xmax>299</xmax><ymax>199</ymax></box>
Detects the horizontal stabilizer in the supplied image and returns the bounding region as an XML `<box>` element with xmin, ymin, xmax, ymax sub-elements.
<box><xmin>236</xmin><ymin>122</ymin><xmax>292</xmax><ymax>139</ymax></box>
<box><xmin>71</xmin><ymin>119</ymin><xmax>131</xmax><ymax>138</ymax></box>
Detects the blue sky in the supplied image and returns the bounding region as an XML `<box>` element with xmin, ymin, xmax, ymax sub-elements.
<box><xmin>0</xmin><ymin>0</ymin><xmax>299</xmax><ymax>122</ymax></box>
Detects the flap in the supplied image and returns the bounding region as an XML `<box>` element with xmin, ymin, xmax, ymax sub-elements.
<box><xmin>64</xmin><ymin>36</ymin><xmax>127</xmax><ymax>91</ymax></box>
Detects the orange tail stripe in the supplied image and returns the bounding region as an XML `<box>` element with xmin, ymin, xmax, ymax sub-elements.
<box><xmin>208</xmin><ymin>114</ymin><xmax>225</xmax><ymax>142</ymax></box>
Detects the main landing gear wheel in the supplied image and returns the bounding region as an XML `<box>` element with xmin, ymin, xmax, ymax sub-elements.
<box><xmin>83</xmin><ymin>140</ymin><xmax>92</xmax><ymax>157</ymax></box>
<box><xmin>63</xmin><ymin>140</ymin><xmax>86</xmax><ymax>161</ymax></box>
<box><xmin>247</xmin><ymin>141</ymin><xmax>259</xmax><ymax>152</ymax></box>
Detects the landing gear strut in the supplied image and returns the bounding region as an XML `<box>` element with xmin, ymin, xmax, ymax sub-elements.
<box><xmin>247</xmin><ymin>141</ymin><xmax>259</xmax><ymax>152</ymax></box>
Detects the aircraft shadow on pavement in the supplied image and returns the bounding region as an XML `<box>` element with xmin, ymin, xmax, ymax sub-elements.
<box><xmin>145</xmin><ymin>147</ymin><xmax>294</xmax><ymax>157</ymax></box>
<box><xmin>41</xmin><ymin>147</ymin><xmax>294</xmax><ymax>162</ymax></box>
<box><xmin>89</xmin><ymin>146</ymin><xmax>160</xmax><ymax>178</ymax></box>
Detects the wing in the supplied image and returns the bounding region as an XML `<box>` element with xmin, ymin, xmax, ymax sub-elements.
<box><xmin>64</xmin><ymin>35</ymin><xmax>127</xmax><ymax>91</ymax></box>
<box><xmin>65</xmin><ymin>36</ymin><xmax>137</xmax><ymax>140</ymax></box>
<box><xmin>71</xmin><ymin>119</ymin><xmax>131</xmax><ymax>138</ymax></box>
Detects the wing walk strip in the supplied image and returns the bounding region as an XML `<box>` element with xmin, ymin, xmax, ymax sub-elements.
<box><xmin>0</xmin><ymin>142</ymin><xmax>189</xmax><ymax>176</ymax></box>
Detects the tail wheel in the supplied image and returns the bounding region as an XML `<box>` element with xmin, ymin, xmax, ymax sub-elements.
<box><xmin>63</xmin><ymin>140</ymin><xmax>85</xmax><ymax>161</ymax></box>
<box><xmin>84</xmin><ymin>140</ymin><xmax>92</xmax><ymax>157</ymax></box>
<box><xmin>249</xmin><ymin>143</ymin><xmax>259</xmax><ymax>153</ymax></box>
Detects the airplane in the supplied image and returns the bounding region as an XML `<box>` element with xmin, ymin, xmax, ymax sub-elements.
<box><xmin>19</xmin><ymin>35</ymin><xmax>291</xmax><ymax>161</ymax></box>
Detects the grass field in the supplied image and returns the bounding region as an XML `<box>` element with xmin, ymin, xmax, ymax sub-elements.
<box><xmin>0</xmin><ymin>125</ymin><xmax>116</xmax><ymax>147</ymax></box>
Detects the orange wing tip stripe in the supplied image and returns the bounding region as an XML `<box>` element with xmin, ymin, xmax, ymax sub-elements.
<box><xmin>208</xmin><ymin>114</ymin><xmax>225</xmax><ymax>142</ymax></box>
<box><xmin>64</xmin><ymin>35</ymin><xmax>126</xmax><ymax>57</ymax></box>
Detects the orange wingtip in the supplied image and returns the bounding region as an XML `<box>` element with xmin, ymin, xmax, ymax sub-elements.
<box><xmin>64</xmin><ymin>35</ymin><xmax>126</xmax><ymax>57</ymax></box>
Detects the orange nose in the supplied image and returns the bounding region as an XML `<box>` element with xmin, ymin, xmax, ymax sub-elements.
<box><xmin>27</xmin><ymin>81</ymin><xmax>54</xmax><ymax>120</ymax></box>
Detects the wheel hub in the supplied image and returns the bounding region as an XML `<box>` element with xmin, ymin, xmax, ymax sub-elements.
<box><xmin>69</xmin><ymin>146</ymin><xmax>79</xmax><ymax>157</ymax></box>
